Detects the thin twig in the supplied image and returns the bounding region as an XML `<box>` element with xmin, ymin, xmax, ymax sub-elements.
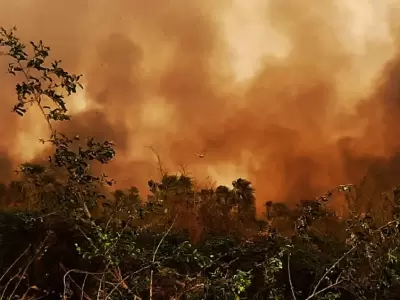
<box><xmin>149</xmin><ymin>215</ymin><xmax>177</xmax><ymax>300</ymax></box>
<box><xmin>287</xmin><ymin>253</ymin><xmax>297</xmax><ymax>300</ymax></box>
<box><xmin>81</xmin><ymin>273</ymin><xmax>89</xmax><ymax>300</ymax></box>
<box><xmin>20</xmin><ymin>285</ymin><xmax>32</xmax><ymax>299</ymax></box>
<box><xmin>8</xmin><ymin>234</ymin><xmax>51</xmax><ymax>300</ymax></box>
<box><xmin>307</xmin><ymin>245</ymin><xmax>356</xmax><ymax>300</ymax></box>
<box><xmin>176</xmin><ymin>283</ymin><xmax>205</xmax><ymax>298</ymax></box>
<box><xmin>0</xmin><ymin>244</ymin><xmax>31</xmax><ymax>284</ymax></box>
<box><xmin>61</xmin><ymin>265</ymin><xmax>104</xmax><ymax>300</ymax></box>
<box><xmin>146</xmin><ymin>146</ymin><xmax>165</xmax><ymax>178</ymax></box>
<box><xmin>374</xmin><ymin>217</ymin><xmax>400</xmax><ymax>233</ymax></box>
<box><xmin>307</xmin><ymin>278</ymin><xmax>343</xmax><ymax>300</ymax></box>
<box><xmin>1</xmin><ymin>273</ymin><xmax>21</xmax><ymax>300</ymax></box>
<box><xmin>96</xmin><ymin>271</ymin><xmax>104</xmax><ymax>300</ymax></box>
<box><xmin>105</xmin><ymin>274</ymin><xmax>130</xmax><ymax>300</ymax></box>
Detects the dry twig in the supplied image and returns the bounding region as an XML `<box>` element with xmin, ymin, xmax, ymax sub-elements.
<box><xmin>149</xmin><ymin>215</ymin><xmax>177</xmax><ymax>300</ymax></box>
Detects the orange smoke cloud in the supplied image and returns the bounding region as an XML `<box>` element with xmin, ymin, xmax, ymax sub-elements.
<box><xmin>1</xmin><ymin>0</ymin><xmax>400</xmax><ymax>210</ymax></box>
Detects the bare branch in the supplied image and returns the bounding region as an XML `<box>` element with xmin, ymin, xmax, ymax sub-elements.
<box><xmin>306</xmin><ymin>246</ymin><xmax>356</xmax><ymax>300</ymax></box>
<box><xmin>149</xmin><ymin>215</ymin><xmax>177</xmax><ymax>300</ymax></box>
<box><xmin>287</xmin><ymin>253</ymin><xmax>297</xmax><ymax>300</ymax></box>
<box><xmin>146</xmin><ymin>145</ymin><xmax>165</xmax><ymax>179</ymax></box>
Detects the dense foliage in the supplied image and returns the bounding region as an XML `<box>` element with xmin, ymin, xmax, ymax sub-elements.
<box><xmin>1</xmin><ymin>27</ymin><xmax>400</xmax><ymax>300</ymax></box>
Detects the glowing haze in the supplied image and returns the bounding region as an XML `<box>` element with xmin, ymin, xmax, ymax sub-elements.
<box><xmin>1</xmin><ymin>0</ymin><xmax>400</xmax><ymax>210</ymax></box>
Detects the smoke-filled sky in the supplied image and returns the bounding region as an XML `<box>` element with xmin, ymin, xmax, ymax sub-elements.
<box><xmin>1</xmin><ymin>0</ymin><xmax>400</xmax><ymax>210</ymax></box>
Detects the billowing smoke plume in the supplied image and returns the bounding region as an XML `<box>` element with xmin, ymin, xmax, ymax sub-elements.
<box><xmin>1</xmin><ymin>0</ymin><xmax>400</xmax><ymax>210</ymax></box>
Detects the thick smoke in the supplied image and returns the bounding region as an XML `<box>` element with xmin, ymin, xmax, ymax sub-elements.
<box><xmin>1</xmin><ymin>0</ymin><xmax>400</xmax><ymax>211</ymax></box>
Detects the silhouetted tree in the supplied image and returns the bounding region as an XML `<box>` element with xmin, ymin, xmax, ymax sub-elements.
<box><xmin>232</xmin><ymin>178</ymin><xmax>256</xmax><ymax>220</ymax></box>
